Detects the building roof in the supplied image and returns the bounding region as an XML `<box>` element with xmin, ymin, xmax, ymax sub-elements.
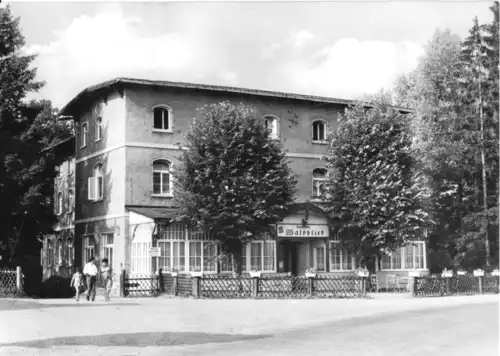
<box><xmin>41</xmin><ymin>135</ymin><xmax>75</xmax><ymax>154</ymax></box>
<box><xmin>59</xmin><ymin>77</ymin><xmax>413</xmax><ymax>116</ymax></box>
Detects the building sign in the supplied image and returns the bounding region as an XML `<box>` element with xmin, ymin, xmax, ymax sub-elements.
<box><xmin>277</xmin><ymin>224</ymin><xmax>329</xmax><ymax>238</ymax></box>
<box><xmin>148</xmin><ymin>247</ymin><xmax>161</xmax><ymax>257</ymax></box>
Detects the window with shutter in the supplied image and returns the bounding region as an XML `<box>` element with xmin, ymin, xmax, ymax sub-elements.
<box><xmin>88</xmin><ymin>177</ymin><xmax>95</xmax><ymax>200</ymax></box>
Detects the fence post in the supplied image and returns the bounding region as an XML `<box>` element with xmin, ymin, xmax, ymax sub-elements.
<box><xmin>252</xmin><ymin>276</ymin><xmax>259</xmax><ymax>298</ymax></box>
<box><xmin>308</xmin><ymin>276</ymin><xmax>314</xmax><ymax>297</ymax></box>
<box><xmin>173</xmin><ymin>274</ymin><xmax>178</xmax><ymax>296</ymax></box>
<box><xmin>411</xmin><ymin>277</ymin><xmax>417</xmax><ymax>297</ymax></box>
<box><xmin>120</xmin><ymin>269</ymin><xmax>126</xmax><ymax>298</ymax></box>
<box><xmin>192</xmin><ymin>276</ymin><xmax>201</xmax><ymax>298</ymax></box>
<box><xmin>16</xmin><ymin>266</ymin><xmax>22</xmax><ymax>292</ymax></box>
<box><xmin>478</xmin><ymin>276</ymin><xmax>483</xmax><ymax>295</ymax></box>
<box><xmin>158</xmin><ymin>268</ymin><xmax>163</xmax><ymax>293</ymax></box>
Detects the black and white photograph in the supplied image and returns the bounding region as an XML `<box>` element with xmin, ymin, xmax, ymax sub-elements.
<box><xmin>0</xmin><ymin>1</ymin><xmax>499</xmax><ymax>355</ymax></box>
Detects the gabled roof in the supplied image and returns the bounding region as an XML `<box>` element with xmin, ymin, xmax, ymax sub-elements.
<box><xmin>59</xmin><ymin>77</ymin><xmax>413</xmax><ymax>116</ymax></box>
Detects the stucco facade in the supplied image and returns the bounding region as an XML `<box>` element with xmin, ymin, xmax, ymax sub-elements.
<box><xmin>52</xmin><ymin>78</ymin><xmax>427</xmax><ymax>295</ymax></box>
<box><xmin>42</xmin><ymin>137</ymin><xmax>76</xmax><ymax>280</ymax></box>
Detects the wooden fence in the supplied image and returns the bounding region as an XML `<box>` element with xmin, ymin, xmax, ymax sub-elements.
<box><xmin>0</xmin><ymin>267</ymin><xmax>23</xmax><ymax>295</ymax></box>
<box><xmin>413</xmin><ymin>273</ymin><xmax>499</xmax><ymax>297</ymax></box>
<box><xmin>122</xmin><ymin>270</ymin><xmax>367</xmax><ymax>299</ymax></box>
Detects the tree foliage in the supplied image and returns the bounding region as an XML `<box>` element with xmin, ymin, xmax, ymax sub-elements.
<box><xmin>391</xmin><ymin>2</ymin><xmax>499</xmax><ymax>269</ymax></box>
<box><xmin>323</xmin><ymin>104</ymin><xmax>430</xmax><ymax>257</ymax></box>
<box><xmin>174</xmin><ymin>101</ymin><xmax>298</xmax><ymax>273</ymax></box>
<box><xmin>0</xmin><ymin>6</ymin><xmax>72</xmax><ymax>264</ymax></box>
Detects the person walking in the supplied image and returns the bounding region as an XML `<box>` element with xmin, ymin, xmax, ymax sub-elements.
<box><xmin>83</xmin><ymin>257</ymin><xmax>98</xmax><ymax>302</ymax></box>
<box><xmin>100</xmin><ymin>258</ymin><xmax>113</xmax><ymax>301</ymax></box>
<box><xmin>70</xmin><ymin>267</ymin><xmax>84</xmax><ymax>301</ymax></box>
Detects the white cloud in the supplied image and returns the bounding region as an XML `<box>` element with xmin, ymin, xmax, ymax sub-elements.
<box><xmin>220</xmin><ymin>71</ymin><xmax>239</xmax><ymax>86</ymax></box>
<box><xmin>26</xmin><ymin>5</ymin><xmax>223</xmax><ymax>108</ymax></box>
<box><xmin>289</xmin><ymin>30</ymin><xmax>314</xmax><ymax>48</ymax></box>
<box><xmin>281</xmin><ymin>38</ymin><xmax>424</xmax><ymax>99</ymax></box>
<box><xmin>261</xmin><ymin>43</ymin><xmax>281</xmax><ymax>60</ymax></box>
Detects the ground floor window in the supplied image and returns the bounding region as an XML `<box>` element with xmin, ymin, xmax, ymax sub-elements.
<box><xmin>66</xmin><ymin>236</ymin><xmax>73</xmax><ymax>266</ymax></box>
<box><xmin>382</xmin><ymin>242</ymin><xmax>426</xmax><ymax>270</ymax></box>
<box><xmin>156</xmin><ymin>240</ymin><xmax>217</xmax><ymax>272</ymax></box>
<box><xmin>102</xmin><ymin>233</ymin><xmax>114</xmax><ymax>269</ymax></box>
<box><xmin>329</xmin><ymin>242</ymin><xmax>355</xmax><ymax>271</ymax></box>
<box><xmin>314</xmin><ymin>246</ymin><xmax>326</xmax><ymax>272</ymax></box>
<box><xmin>133</xmin><ymin>238</ymin><xmax>276</xmax><ymax>274</ymax></box>
<box><xmin>220</xmin><ymin>246</ymin><xmax>247</xmax><ymax>273</ymax></box>
<box><xmin>83</xmin><ymin>235</ymin><xmax>95</xmax><ymax>263</ymax></box>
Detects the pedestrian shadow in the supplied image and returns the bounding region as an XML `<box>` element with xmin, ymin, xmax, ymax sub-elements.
<box><xmin>4</xmin><ymin>331</ymin><xmax>271</xmax><ymax>348</ymax></box>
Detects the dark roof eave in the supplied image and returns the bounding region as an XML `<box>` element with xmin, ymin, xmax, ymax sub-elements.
<box><xmin>41</xmin><ymin>135</ymin><xmax>75</xmax><ymax>153</ymax></box>
<box><xmin>59</xmin><ymin>77</ymin><xmax>414</xmax><ymax>116</ymax></box>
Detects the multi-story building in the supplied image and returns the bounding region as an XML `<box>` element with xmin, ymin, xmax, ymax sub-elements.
<box><xmin>42</xmin><ymin>136</ymin><xmax>76</xmax><ymax>280</ymax></box>
<box><xmin>41</xmin><ymin>77</ymin><xmax>428</xmax><ymax>295</ymax></box>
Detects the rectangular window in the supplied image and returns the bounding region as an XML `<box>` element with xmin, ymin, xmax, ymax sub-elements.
<box><xmin>153</xmin><ymin>107</ymin><xmax>171</xmax><ymax>131</ymax></box>
<box><xmin>248</xmin><ymin>241</ymin><xmax>275</xmax><ymax>272</ymax></box>
<box><xmin>315</xmin><ymin>246</ymin><xmax>325</xmax><ymax>272</ymax></box>
<box><xmin>83</xmin><ymin>236</ymin><xmax>95</xmax><ymax>264</ymax></box>
<box><xmin>329</xmin><ymin>242</ymin><xmax>354</xmax><ymax>271</ymax></box>
<box><xmin>189</xmin><ymin>241</ymin><xmax>202</xmax><ymax>272</ymax></box>
<box><xmin>250</xmin><ymin>242</ymin><xmax>262</xmax><ymax>271</ymax></box>
<box><xmin>220</xmin><ymin>245</ymin><xmax>248</xmax><ymax>272</ymax></box>
<box><xmin>241</xmin><ymin>245</ymin><xmax>247</xmax><ymax>272</ymax></box>
<box><xmin>81</xmin><ymin>123</ymin><xmax>88</xmax><ymax>147</ymax></box>
<box><xmin>102</xmin><ymin>233</ymin><xmax>114</xmax><ymax>269</ymax></box>
<box><xmin>96</xmin><ymin>176</ymin><xmax>103</xmax><ymax>200</ymax></box>
<box><xmin>153</xmin><ymin>172</ymin><xmax>170</xmax><ymax>195</ymax></box>
<box><xmin>404</xmin><ymin>245</ymin><xmax>414</xmax><ymax>270</ymax></box>
<box><xmin>381</xmin><ymin>243</ymin><xmax>426</xmax><ymax>270</ymax></box>
<box><xmin>158</xmin><ymin>240</ymin><xmax>172</xmax><ymax>271</ymax></box>
<box><xmin>47</xmin><ymin>240</ymin><xmax>53</xmax><ymax>266</ymax></box>
<box><xmin>263</xmin><ymin>241</ymin><xmax>275</xmax><ymax>271</ymax></box>
<box><xmin>391</xmin><ymin>248</ymin><xmax>402</xmax><ymax>269</ymax></box>
<box><xmin>415</xmin><ymin>243</ymin><xmax>425</xmax><ymax>269</ymax></box>
<box><xmin>203</xmin><ymin>242</ymin><xmax>216</xmax><ymax>272</ymax></box>
<box><xmin>173</xmin><ymin>241</ymin><xmax>185</xmax><ymax>271</ymax></box>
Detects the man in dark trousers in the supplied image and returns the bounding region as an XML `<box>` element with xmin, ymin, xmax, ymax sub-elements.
<box><xmin>83</xmin><ymin>257</ymin><xmax>98</xmax><ymax>302</ymax></box>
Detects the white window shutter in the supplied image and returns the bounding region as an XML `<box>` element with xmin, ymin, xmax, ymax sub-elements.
<box><xmin>88</xmin><ymin>177</ymin><xmax>95</xmax><ymax>201</ymax></box>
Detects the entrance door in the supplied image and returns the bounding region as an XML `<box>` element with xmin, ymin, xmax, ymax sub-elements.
<box><xmin>296</xmin><ymin>243</ymin><xmax>309</xmax><ymax>276</ymax></box>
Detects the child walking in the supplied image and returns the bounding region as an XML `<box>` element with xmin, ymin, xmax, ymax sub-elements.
<box><xmin>70</xmin><ymin>267</ymin><xmax>84</xmax><ymax>301</ymax></box>
<box><xmin>100</xmin><ymin>258</ymin><xmax>113</xmax><ymax>301</ymax></box>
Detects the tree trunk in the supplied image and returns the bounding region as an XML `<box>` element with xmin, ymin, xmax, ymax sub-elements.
<box><xmin>478</xmin><ymin>78</ymin><xmax>490</xmax><ymax>266</ymax></box>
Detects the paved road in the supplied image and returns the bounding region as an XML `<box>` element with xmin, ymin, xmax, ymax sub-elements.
<box><xmin>0</xmin><ymin>295</ymin><xmax>497</xmax><ymax>356</ymax></box>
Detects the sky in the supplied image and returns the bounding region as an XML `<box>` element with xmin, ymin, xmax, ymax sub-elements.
<box><xmin>6</xmin><ymin>1</ymin><xmax>495</xmax><ymax>109</ymax></box>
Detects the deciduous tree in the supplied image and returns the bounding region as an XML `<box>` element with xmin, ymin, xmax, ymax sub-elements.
<box><xmin>174</xmin><ymin>101</ymin><xmax>298</xmax><ymax>274</ymax></box>
<box><xmin>322</xmin><ymin>103</ymin><xmax>430</xmax><ymax>261</ymax></box>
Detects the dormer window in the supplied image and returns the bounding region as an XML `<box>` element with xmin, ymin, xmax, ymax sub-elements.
<box><xmin>264</xmin><ymin>115</ymin><xmax>279</xmax><ymax>139</ymax></box>
<box><xmin>312</xmin><ymin>120</ymin><xmax>327</xmax><ymax>143</ymax></box>
<box><xmin>153</xmin><ymin>105</ymin><xmax>173</xmax><ymax>132</ymax></box>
